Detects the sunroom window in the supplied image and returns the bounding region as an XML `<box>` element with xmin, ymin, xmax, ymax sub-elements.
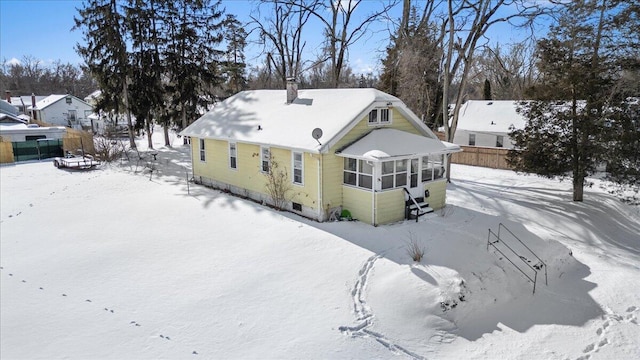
<box><xmin>343</xmin><ymin>158</ymin><xmax>372</xmax><ymax>189</ymax></box>
<box><xmin>381</xmin><ymin>159</ymin><xmax>407</xmax><ymax>190</ymax></box>
<box><xmin>421</xmin><ymin>155</ymin><xmax>445</xmax><ymax>182</ymax></box>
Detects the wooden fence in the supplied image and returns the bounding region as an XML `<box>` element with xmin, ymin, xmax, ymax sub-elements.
<box><xmin>435</xmin><ymin>131</ymin><xmax>512</xmax><ymax>170</ymax></box>
<box><xmin>33</xmin><ymin>120</ymin><xmax>95</xmax><ymax>155</ymax></box>
<box><xmin>0</xmin><ymin>138</ymin><xmax>13</xmax><ymax>164</ymax></box>
<box><xmin>450</xmin><ymin>145</ymin><xmax>511</xmax><ymax>170</ymax></box>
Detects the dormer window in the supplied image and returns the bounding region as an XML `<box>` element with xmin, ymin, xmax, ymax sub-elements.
<box><xmin>368</xmin><ymin>108</ymin><xmax>391</xmax><ymax>126</ymax></box>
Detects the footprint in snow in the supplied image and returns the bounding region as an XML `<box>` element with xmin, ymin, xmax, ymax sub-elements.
<box><xmin>192</xmin><ymin>351</ymin><xmax>198</xmax><ymax>355</ymax></box>
<box><xmin>85</xmin><ymin>299</ymin><xmax>92</xmax><ymax>302</ymax></box>
<box><xmin>21</xmin><ymin>280</ymin><xmax>26</xmax><ymax>283</ymax></box>
<box><xmin>62</xmin><ymin>294</ymin><xmax>67</xmax><ymax>297</ymax></box>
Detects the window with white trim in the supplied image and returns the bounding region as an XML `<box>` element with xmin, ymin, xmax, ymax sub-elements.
<box><xmin>292</xmin><ymin>152</ymin><xmax>303</xmax><ymax>185</ymax></box>
<box><xmin>381</xmin><ymin>159</ymin><xmax>408</xmax><ymax>190</ymax></box>
<box><xmin>229</xmin><ymin>142</ymin><xmax>237</xmax><ymax>169</ymax></box>
<box><xmin>368</xmin><ymin>108</ymin><xmax>391</xmax><ymax>125</ymax></box>
<box><xmin>199</xmin><ymin>138</ymin><xmax>206</xmax><ymax>162</ymax></box>
<box><xmin>343</xmin><ymin>158</ymin><xmax>372</xmax><ymax>189</ymax></box>
<box><xmin>261</xmin><ymin>147</ymin><xmax>270</xmax><ymax>173</ymax></box>
<box><xmin>421</xmin><ymin>155</ymin><xmax>445</xmax><ymax>182</ymax></box>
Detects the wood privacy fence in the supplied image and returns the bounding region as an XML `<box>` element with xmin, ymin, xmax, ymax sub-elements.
<box><xmin>0</xmin><ymin>138</ymin><xmax>13</xmax><ymax>163</ymax></box>
<box><xmin>33</xmin><ymin>120</ymin><xmax>96</xmax><ymax>155</ymax></box>
<box><xmin>451</xmin><ymin>145</ymin><xmax>511</xmax><ymax>170</ymax></box>
<box><xmin>435</xmin><ymin>131</ymin><xmax>512</xmax><ymax>170</ymax></box>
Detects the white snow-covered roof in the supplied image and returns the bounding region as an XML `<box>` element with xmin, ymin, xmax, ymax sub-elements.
<box><xmin>180</xmin><ymin>88</ymin><xmax>432</xmax><ymax>153</ymax></box>
<box><xmin>85</xmin><ymin>90</ymin><xmax>102</xmax><ymax>102</ymax></box>
<box><xmin>455</xmin><ymin>100</ymin><xmax>527</xmax><ymax>133</ymax></box>
<box><xmin>337</xmin><ymin>128</ymin><xmax>461</xmax><ymax>160</ymax></box>
<box><xmin>29</xmin><ymin>94</ymin><xmax>92</xmax><ymax>111</ymax></box>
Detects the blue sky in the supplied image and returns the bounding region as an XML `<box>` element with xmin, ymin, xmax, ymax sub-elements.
<box><xmin>0</xmin><ymin>0</ymin><xmax>541</xmax><ymax>75</ymax></box>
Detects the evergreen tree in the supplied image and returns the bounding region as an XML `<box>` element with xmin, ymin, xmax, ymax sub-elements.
<box><xmin>220</xmin><ymin>14</ymin><xmax>248</xmax><ymax>97</ymax></box>
<box><xmin>74</xmin><ymin>0</ymin><xmax>136</xmax><ymax>147</ymax></box>
<box><xmin>483</xmin><ymin>79</ymin><xmax>492</xmax><ymax>100</ymax></box>
<box><xmin>508</xmin><ymin>0</ymin><xmax>639</xmax><ymax>201</ymax></box>
<box><xmin>161</xmin><ymin>0</ymin><xmax>225</xmax><ymax>145</ymax></box>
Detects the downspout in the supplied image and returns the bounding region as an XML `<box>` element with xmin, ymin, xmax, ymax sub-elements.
<box><xmin>317</xmin><ymin>154</ymin><xmax>323</xmax><ymax>221</ymax></box>
<box><xmin>371</xmin><ymin>163</ymin><xmax>376</xmax><ymax>226</ymax></box>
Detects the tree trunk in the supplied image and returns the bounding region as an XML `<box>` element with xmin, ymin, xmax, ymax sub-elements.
<box><xmin>146</xmin><ymin>119</ymin><xmax>153</xmax><ymax>149</ymax></box>
<box><xmin>572</xmin><ymin>173</ymin><xmax>584</xmax><ymax>201</ymax></box>
<box><xmin>163</xmin><ymin>125</ymin><xmax>170</xmax><ymax>147</ymax></box>
<box><xmin>122</xmin><ymin>76</ymin><xmax>136</xmax><ymax>149</ymax></box>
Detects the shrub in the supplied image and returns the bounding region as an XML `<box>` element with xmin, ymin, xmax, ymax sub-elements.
<box><xmin>94</xmin><ymin>136</ymin><xmax>128</xmax><ymax>162</ymax></box>
<box><xmin>406</xmin><ymin>233</ymin><xmax>425</xmax><ymax>262</ymax></box>
<box><xmin>264</xmin><ymin>159</ymin><xmax>292</xmax><ymax>210</ymax></box>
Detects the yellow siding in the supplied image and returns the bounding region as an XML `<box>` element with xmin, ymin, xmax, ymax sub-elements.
<box><xmin>191</xmin><ymin>138</ymin><xmax>319</xmax><ymax>210</ymax></box>
<box><xmin>322</xmin><ymin>108</ymin><xmax>423</xmax><ymax>211</ymax></box>
<box><xmin>424</xmin><ymin>180</ymin><xmax>447</xmax><ymax>210</ymax></box>
<box><xmin>342</xmin><ymin>186</ymin><xmax>372</xmax><ymax>224</ymax></box>
<box><xmin>375</xmin><ymin>189</ymin><xmax>405</xmax><ymax>225</ymax></box>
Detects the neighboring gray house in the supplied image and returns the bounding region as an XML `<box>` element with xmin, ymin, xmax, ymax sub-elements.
<box><xmin>28</xmin><ymin>94</ymin><xmax>93</xmax><ymax>129</ymax></box>
<box><xmin>452</xmin><ymin>100</ymin><xmax>526</xmax><ymax>149</ymax></box>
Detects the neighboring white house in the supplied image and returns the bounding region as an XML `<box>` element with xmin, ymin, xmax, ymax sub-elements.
<box><xmin>452</xmin><ymin>100</ymin><xmax>527</xmax><ymax>149</ymax></box>
<box><xmin>28</xmin><ymin>94</ymin><xmax>94</xmax><ymax>129</ymax></box>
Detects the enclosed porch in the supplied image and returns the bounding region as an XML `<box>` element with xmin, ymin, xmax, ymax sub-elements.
<box><xmin>336</xmin><ymin>128</ymin><xmax>461</xmax><ymax>225</ymax></box>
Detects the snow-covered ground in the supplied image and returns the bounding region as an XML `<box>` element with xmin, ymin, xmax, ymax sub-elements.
<box><xmin>1</xmin><ymin>132</ymin><xmax>639</xmax><ymax>359</ymax></box>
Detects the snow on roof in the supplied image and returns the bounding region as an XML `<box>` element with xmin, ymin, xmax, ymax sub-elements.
<box><xmin>30</xmin><ymin>94</ymin><xmax>92</xmax><ymax>110</ymax></box>
<box><xmin>338</xmin><ymin>128</ymin><xmax>461</xmax><ymax>160</ymax></box>
<box><xmin>455</xmin><ymin>100</ymin><xmax>527</xmax><ymax>133</ymax></box>
<box><xmin>180</xmin><ymin>88</ymin><xmax>406</xmax><ymax>152</ymax></box>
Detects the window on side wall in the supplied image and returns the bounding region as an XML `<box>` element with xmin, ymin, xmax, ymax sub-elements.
<box><xmin>229</xmin><ymin>142</ymin><xmax>237</xmax><ymax>169</ymax></box>
<box><xmin>496</xmin><ymin>135</ymin><xmax>504</xmax><ymax>148</ymax></box>
<box><xmin>469</xmin><ymin>134</ymin><xmax>476</xmax><ymax>146</ymax></box>
<box><xmin>261</xmin><ymin>147</ymin><xmax>270</xmax><ymax>173</ymax></box>
<box><xmin>292</xmin><ymin>152</ymin><xmax>303</xmax><ymax>185</ymax></box>
<box><xmin>199</xmin><ymin>138</ymin><xmax>206</xmax><ymax>162</ymax></box>
<box><xmin>343</xmin><ymin>157</ymin><xmax>372</xmax><ymax>189</ymax></box>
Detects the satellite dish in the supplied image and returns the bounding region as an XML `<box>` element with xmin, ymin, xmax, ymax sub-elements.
<box><xmin>312</xmin><ymin>128</ymin><xmax>323</xmax><ymax>145</ymax></box>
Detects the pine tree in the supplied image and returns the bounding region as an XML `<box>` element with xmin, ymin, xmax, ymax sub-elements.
<box><xmin>74</xmin><ymin>0</ymin><xmax>136</xmax><ymax>148</ymax></box>
<box><xmin>483</xmin><ymin>79</ymin><xmax>492</xmax><ymax>100</ymax></box>
<box><xmin>220</xmin><ymin>14</ymin><xmax>248</xmax><ymax>97</ymax></box>
<box><xmin>161</xmin><ymin>0</ymin><xmax>225</xmax><ymax>146</ymax></box>
<box><xmin>508</xmin><ymin>0</ymin><xmax>639</xmax><ymax>201</ymax></box>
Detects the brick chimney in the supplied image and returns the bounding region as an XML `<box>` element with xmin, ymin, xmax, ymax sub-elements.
<box><xmin>5</xmin><ymin>90</ymin><xmax>11</xmax><ymax>103</ymax></box>
<box><xmin>286</xmin><ymin>77</ymin><xmax>298</xmax><ymax>104</ymax></box>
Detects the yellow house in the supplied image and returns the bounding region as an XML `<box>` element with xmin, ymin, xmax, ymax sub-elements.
<box><xmin>180</xmin><ymin>81</ymin><xmax>460</xmax><ymax>226</ymax></box>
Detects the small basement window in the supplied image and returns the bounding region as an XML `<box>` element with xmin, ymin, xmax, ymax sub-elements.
<box><xmin>292</xmin><ymin>202</ymin><xmax>302</xmax><ymax>211</ymax></box>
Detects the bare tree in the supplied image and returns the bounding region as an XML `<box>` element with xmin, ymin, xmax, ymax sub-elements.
<box><xmin>250</xmin><ymin>0</ymin><xmax>314</xmax><ymax>87</ymax></box>
<box><xmin>278</xmin><ymin>0</ymin><xmax>398</xmax><ymax>88</ymax></box>
<box><xmin>439</xmin><ymin>0</ymin><xmax>548</xmax><ymax>181</ymax></box>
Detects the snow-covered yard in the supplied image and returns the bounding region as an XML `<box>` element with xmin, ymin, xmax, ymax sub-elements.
<box><xmin>1</xmin><ymin>134</ymin><xmax>639</xmax><ymax>359</ymax></box>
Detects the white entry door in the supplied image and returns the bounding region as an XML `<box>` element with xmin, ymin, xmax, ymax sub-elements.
<box><xmin>407</xmin><ymin>158</ymin><xmax>422</xmax><ymax>199</ymax></box>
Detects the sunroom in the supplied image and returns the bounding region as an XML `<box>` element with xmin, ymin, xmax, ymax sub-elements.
<box><xmin>336</xmin><ymin>128</ymin><xmax>461</xmax><ymax>225</ymax></box>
